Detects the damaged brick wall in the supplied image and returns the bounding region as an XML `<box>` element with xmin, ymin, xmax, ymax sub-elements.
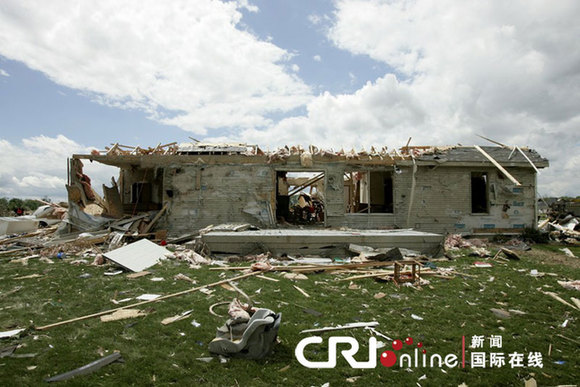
<box><xmin>158</xmin><ymin>164</ymin><xmax>275</xmax><ymax>232</ymax></box>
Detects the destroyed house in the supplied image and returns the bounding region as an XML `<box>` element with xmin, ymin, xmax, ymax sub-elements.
<box><xmin>67</xmin><ymin>143</ymin><xmax>548</xmax><ymax>236</ymax></box>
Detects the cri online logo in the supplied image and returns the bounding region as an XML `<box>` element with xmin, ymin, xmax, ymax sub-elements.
<box><xmin>296</xmin><ymin>336</ymin><xmax>459</xmax><ymax>369</ymax></box>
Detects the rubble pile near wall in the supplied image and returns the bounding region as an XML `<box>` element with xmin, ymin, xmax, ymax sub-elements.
<box><xmin>539</xmin><ymin>199</ymin><xmax>580</xmax><ymax>244</ymax></box>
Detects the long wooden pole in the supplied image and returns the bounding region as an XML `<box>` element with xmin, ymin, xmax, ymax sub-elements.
<box><xmin>35</xmin><ymin>271</ymin><xmax>260</xmax><ymax>331</ymax></box>
<box><xmin>474</xmin><ymin>145</ymin><xmax>521</xmax><ymax>186</ymax></box>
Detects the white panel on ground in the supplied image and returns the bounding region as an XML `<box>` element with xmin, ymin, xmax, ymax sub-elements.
<box><xmin>104</xmin><ymin>239</ymin><xmax>169</xmax><ymax>272</ymax></box>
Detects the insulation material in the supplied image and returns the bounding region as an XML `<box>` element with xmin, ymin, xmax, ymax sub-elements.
<box><xmin>104</xmin><ymin>239</ymin><xmax>169</xmax><ymax>272</ymax></box>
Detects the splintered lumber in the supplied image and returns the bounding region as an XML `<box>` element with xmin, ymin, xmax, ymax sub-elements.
<box><xmin>340</xmin><ymin>268</ymin><xmax>434</xmax><ymax>281</ymax></box>
<box><xmin>542</xmin><ymin>291</ymin><xmax>579</xmax><ymax>312</ymax></box>
<box><xmin>256</xmin><ymin>275</ymin><xmax>279</xmax><ymax>282</ymax></box>
<box><xmin>474</xmin><ymin>145</ymin><xmax>521</xmax><ymax>186</ymax></box>
<box><xmin>300</xmin><ymin>321</ymin><xmax>379</xmax><ymax>334</ymax></box>
<box><xmin>556</xmin><ymin>334</ymin><xmax>580</xmax><ymax>345</ymax></box>
<box><xmin>293</xmin><ymin>285</ymin><xmax>310</xmax><ymax>298</ymax></box>
<box><xmin>35</xmin><ymin>271</ymin><xmax>261</xmax><ymax>331</ymax></box>
<box><xmin>142</xmin><ymin>203</ymin><xmax>169</xmax><ymax>234</ymax></box>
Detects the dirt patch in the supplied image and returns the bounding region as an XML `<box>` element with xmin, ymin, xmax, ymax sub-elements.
<box><xmin>524</xmin><ymin>247</ymin><xmax>580</xmax><ymax>269</ymax></box>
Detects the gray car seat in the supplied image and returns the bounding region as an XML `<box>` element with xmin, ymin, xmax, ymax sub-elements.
<box><xmin>208</xmin><ymin>308</ymin><xmax>281</xmax><ymax>359</ymax></box>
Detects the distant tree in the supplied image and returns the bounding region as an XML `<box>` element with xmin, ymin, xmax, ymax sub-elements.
<box><xmin>23</xmin><ymin>199</ymin><xmax>41</xmax><ymax>212</ymax></box>
<box><xmin>0</xmin><ymin>198</ymin><xmax>9</xmax><ymax>216</ymax></box>
<box><xmin>8</xmin><ymin>198</ymin><xmax>24</xmax><ymax>212</ymax></box>
<box><xmin>0</xmin><ymin>197</ymin><xmax>42</xmax><ymax>215</ymax></box>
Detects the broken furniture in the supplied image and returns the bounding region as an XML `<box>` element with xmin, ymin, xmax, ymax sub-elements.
<box><xmin>393</xmin><ymin>260</ymin><xmax>421</xmax><ymax>286</ymax></box>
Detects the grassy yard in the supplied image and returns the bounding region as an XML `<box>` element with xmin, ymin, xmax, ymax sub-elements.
<box><xmin>0</xmin><ymin>244</ymin><xmax>578</xmax><ymax>386</ymax></box>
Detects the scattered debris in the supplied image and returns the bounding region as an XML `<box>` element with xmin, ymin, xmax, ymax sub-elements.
<box><xmin>557</xmin><ymin>280</ymin><xmax>580</xmax><ymax>291</ymax></box>
<box><xmin>126</xmin><ymin>271</ymin><xmax>151</xmax><ymax>279</ymax></box>
<box><xmin>498</xmin><ymin>247</ymin><xmax>521</xmax><ymax>260</ymax></box>
<box><xmin>45</xmin><ymin>352</ymin><xmax>123</xmax><ymax>382</ymax></box>
<box><xmin>136</xmin><ymin>294</ymin><xmax>162</xmax><ymax>301</ymax></box>
<box><xmin>13</xmin><ymin>274</ymin><xmax>43</xmax><ymax>280</ymax></box>
<box><xmin>100</xmin><ymin>309</ymin><xmax>148</xmax><ymax>322</ymax></box>
<box><xmin>560</xmin><ymin>248</ymin><xmax>576</xmax><ymax>258</ymax></box>
<box><xmin>300</xmin><ymin>321</ymin><xmax>379</xmax><ymax>334</ymax></box>
<box><xmin>0</xmin><ymin>345</ymin><xmax>17</xmax><ymax>358</ymax></box>
<box><xmin>293</xmin><ymin>285</ymin><xmax>310</xmax><ymax>298</ymax></box>
<box><xmin>104</xmin><ymin>270</ymin><xmax>123</xmax><ymax>276</ymax></box>
<box><xmin>0</xmin><ymin>328</ymin><xmax>25</xmax><ymax>339</ymax></box>
<box><xmin>490</xmin><ymin>308</ymin><xmax>511</xmax><ymax>319</ymax></box>
<box><xmin>283</xmin><ymin>273</ymin><xmax>308</xmax><ymax>280</ymax></box>
<box><xmin>411</xmin><ymin>314</ymin><xmax>424</xmax><ymax>321</ymax></box>
<box><xmin>174</xmin><ymin>273</ymin><xmax>195</xmax><ymax>283</ymax></box>
<box><xmin>541</xmin><ymin>291</ymin><xmax>579</xmax><ymax>311</ymax></box>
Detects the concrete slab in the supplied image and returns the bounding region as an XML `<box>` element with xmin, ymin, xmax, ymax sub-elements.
<box><xmin>202</xmin><ymin>229</ymin><xmax>443</xmax><ymax>257</ymax></box>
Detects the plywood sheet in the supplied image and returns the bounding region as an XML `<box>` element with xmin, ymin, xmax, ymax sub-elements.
<box><xmin>104</xmin><ymin>239</ymin><xmax>168</xmax><ymax>272</ymax></box>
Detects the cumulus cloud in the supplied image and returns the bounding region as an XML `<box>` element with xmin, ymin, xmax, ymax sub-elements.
<box><xmin>0</xmin><ymin>0</ymin><xmax>311</xmax><ymax>134</ymax></box>
<box><xmin>0</xmin><ymin>0</ymin><xmax>578</xmax><ymax>197</ymax></box>
<box><xmin>227</xmin><ymin>0</ymin><xmax>580</xmax><ymax>196</ymax></box>
<box><xmin>0</xmin><ymin>135</ymin><xmax>117</xmax><ymax>200</ymax></box>
<box><xmin>0</xmin><ymin>68</ymin><xmax>8</xmax><ymax>77</ymax></box>
<box><xmin>313</xmin><ymin>55</ymin><xmax>322</xmax><ymax>62</ymax></box>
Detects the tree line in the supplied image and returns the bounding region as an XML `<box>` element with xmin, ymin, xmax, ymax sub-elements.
<box><xmin>0</xmin><ymin>197</ymin><xmax>45</xmax><ymax>216</ymax></box>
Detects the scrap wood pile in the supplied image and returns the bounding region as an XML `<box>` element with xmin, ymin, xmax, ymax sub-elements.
<box><xmin>210</xmin><ymin>253</ymin><xmax>461</xmax><ymax>287</ymax></box>
<box><xmin>0</xmin><ymin>210</ymin><xmax>214</xmax><ymax>272</ymax></box>
<box><xmin>94</xmin><ymin>142</ymin><xmax>179</xmax><ymax>156</ymax></box>
<box><xmin>444</xmin><ymin>233</ymin><xmax>532</xmax><ymax>262</ymax></box>
<box><xmin>262</xmin><ymin>144</ymin><xmax>459</xmax><ymax>164</ymax></box>
<box><xmin>539</xmin><ymin>199</ymin><xmax>580</xmax><ymax>244</ymax></box>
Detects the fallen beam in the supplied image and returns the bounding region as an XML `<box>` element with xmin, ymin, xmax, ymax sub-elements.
<box><xmin>35</xmin><ymin>271</ymin><xmax>261</xmax><ymax>330</ymax></box>
<box><xmin>45</xmin><ymin>352</ymin><xmax>122</xmax><ymax>382</ymax></box>
<box><xmin>474</xmin><ymin>145</ymin><xmax>521</xmax><ymax>186</ymax></box>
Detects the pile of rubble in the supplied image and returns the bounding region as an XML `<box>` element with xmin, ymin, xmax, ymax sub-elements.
<box><xmin>539</xmin><ymin>199</ymin><xmax>580</xmax><ymax>244</ymax></box>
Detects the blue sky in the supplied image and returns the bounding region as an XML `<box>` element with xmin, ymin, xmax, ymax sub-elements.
<box><xmin>0</xmin><ymin>0</ymin><xmax>579</xmax><ymax>200</ymax></box>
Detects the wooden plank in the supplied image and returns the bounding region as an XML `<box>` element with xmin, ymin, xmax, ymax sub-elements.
<box><xmin>142</xmin><ymin>203</ymin><xmax>169</xmax><ymax>234</ymax></box>
<box><xmin>35</xmin><ymin>271</ymin><xmax>261</xmax><ymax>331</ymax></box>
<box><xmin>474</xmin><ymin>145</ymin><xmax>521</xmax><ymax>186</ymax></box>
<box><xmin>516</xmin><ymin>146</ymin><xmax>540</xmax><ymax>174</ymax></box>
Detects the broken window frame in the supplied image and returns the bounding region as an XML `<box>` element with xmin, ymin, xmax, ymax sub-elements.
<box><xmin>471</xmin><ymin>171</ymin><xmax>489</xmax><ymax>214</ymax></box>
<box><xmin>345</xmin><ymin>169</ymin><xmax>394</xmax><ymax>215</ymax></box>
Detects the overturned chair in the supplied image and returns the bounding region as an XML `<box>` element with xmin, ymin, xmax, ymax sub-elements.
<box><xmin>208</xmin><ymin>308</ymin><xmax>282</xmax><ymax>359</ymax></box>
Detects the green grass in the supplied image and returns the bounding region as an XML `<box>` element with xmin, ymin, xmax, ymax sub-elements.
<box><xmin>0</xmin><ymin>244</ymin><xmax>579</xmax><ymax>386</ymax></box>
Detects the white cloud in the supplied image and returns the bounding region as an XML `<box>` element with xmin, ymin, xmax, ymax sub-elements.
<box><xmin>308</xmin><ymin>14</ymin><xmax>322</xmax><ymax>25</ymax></box>
<box><xmin>0</xmin><ymin>0</ymin><xmax>311</xmax><ymax>134</ymax></box>
<box><xmin>223</xmin><ymin>0</ymin><xmax>580</xmax><ymax>196</ymax></box>
<box><xmin>313</xmin><ymin>55</ymin><xmax>321</xmax><ymax>62</ymax></box>
<box><xmin>1</xmin><ymin>0</ymin><xmax>578</xmax><ymax>197</ymax></box>
<box><xmin>0</xmin><ymin>135</ymin><xmax>117</xmax><ymax>200</ymax></box>
<box><xmin>0</xmin><ymin>68</ymin><xmax>9</xmax><ymax>77</ymax></box>
<box><xmin>291</xmin><ymin>64</ymin><xmax>300</xmax><ymax>72</ymax></box>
